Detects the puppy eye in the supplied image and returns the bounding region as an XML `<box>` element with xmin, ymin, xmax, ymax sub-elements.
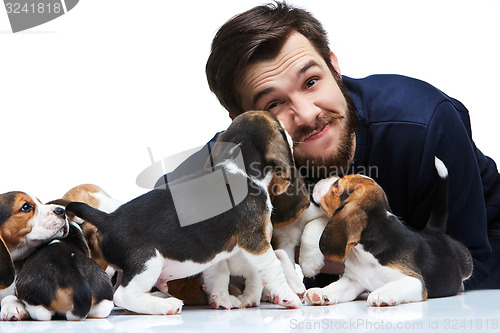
<box><xmin>333</xmin><ymin>181</ymin><xmax>339</xmax><ymax>188</ymax></box>
<box><xmin>20</xmin><ymin>203</ymin><xmax>33</xmax><ymax>213</ymax></box>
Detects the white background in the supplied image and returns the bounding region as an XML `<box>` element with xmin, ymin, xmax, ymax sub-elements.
<box><xmin>1</xmin><ymin>0</ymin><xmax>499</xmax><ymax>203</ymax></box>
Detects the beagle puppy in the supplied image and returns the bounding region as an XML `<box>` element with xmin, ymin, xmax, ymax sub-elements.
<box><xmin>305</xmin><ymin>157</ymin><xmax>473</xmax><ymax>306</ymax></box>
<box><xmin>61</xmin><ymin>184</ymin><xmax>209</xmax><ymax>306</ymax></box>
<box><xmin>0</xmin><ymin>191</ymin><xmax>69</xmax><ymax>321</ymax></box>
<box><xmin>15</xmin><ymin>220</ymin><xmax>114</xmax><ymax>320</ymax></box>
<box><xmin>66</xmin><ymin>111</ymin><xmax>303</xmax><ymax>315</ymax></box>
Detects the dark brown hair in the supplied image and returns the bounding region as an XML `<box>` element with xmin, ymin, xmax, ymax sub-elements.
<box><xmin>206</xmin><ymin>2</ymin><xmax>334</xmax><ymax>116</ymax></box>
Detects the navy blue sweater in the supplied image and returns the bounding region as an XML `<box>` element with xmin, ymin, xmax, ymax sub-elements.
<box><xmin>344</xmin><ymin>74</ymin><xmax>500</xmax><ymax>288</ymax></box>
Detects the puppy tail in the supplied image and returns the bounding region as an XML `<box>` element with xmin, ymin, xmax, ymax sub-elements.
<box><xmin>66</xmin><ymin>202</ymin><xmax>111</xmax><ymax>232</ymax></box>
<box><xmin>70</xmin><ymin>277</ymin><xmax>93</xmax><ymax>320</ymax></box>
<box><xmin>425</xmin><ymin>157</ymin><xmax>449</xmax><ymax>233</ymax></box>
<box><xmin>48</xmin><ymin>275</ymin><xmax>92</xmax><ymax>320</ymax></box>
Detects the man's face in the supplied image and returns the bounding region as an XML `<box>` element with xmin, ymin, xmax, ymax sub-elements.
<box><xmin>237</xmin><ymin>32</ymin><xmax>355</xmax><ymax>177</ymax></box>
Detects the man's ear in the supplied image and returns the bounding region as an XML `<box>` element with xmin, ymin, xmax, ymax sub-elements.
<box><xmin>319</xmin><ymin>203</ymin><xmax>367</xmax><ymax>262</ymax></box>
<box><xmin>329</xmin><ymin>51</ymin><xmax>341</xmax><ymax>76</ymax></box>
<box><xmin>0</xmin><ymin>236</ymin><xmax>15</xmax><ymax>289</ymax></box>
<box><xmin>229</xmin><ymin>112</ymin><xmax>238</xmax><ymax>121</ymax></box>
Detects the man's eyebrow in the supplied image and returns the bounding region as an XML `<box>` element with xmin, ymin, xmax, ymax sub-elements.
<box><xmin>252</xmin><ymin>87</ymin><xmax>275</xmax><ymax>109</ymax></box>
<box><xmin>297</xmin><ymin>60</ymin><xmax>320</xmax><ymax>78</ymax></box>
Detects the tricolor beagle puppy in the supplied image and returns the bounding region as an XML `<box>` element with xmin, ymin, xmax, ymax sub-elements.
<box><xmin>305</xmin><ymin>157</ymin><xmax>473</xmax><ymax>306</ymax></box>
<box><xmin>0</xmin><ymin>192</ymin><xmax>69</xmax><ymax>321</ymax></box>
<box><xmin>15</xmin><ymin>219</ymin><xmax>114</xmax><ymax>320</ymax></box>
<box><xmin>61</xmin><ymin>184</ymin><xmax>209</xmax><ymax>306</ymax></box>
<box><xmin>66</xmin><ymin>111</ymin><xmax>303</xmax><ymax>315</ymax></box>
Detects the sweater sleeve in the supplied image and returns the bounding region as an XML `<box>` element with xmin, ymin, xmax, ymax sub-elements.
<box><xmin>416</xmin><ymin>100</ymin><xmax>491</xmax><ymax>287</ymax></box>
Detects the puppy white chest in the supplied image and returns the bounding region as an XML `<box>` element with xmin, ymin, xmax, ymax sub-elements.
<box><xmin>344</xmin><ymin>245</ymin><xmax>406</xmax><ymax>292</ymax></box>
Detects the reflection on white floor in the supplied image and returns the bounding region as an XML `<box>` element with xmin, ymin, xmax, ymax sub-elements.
<box><xmin>1</xmin><ymin>290</ymin><xmax>499</xmax><ymax>332</ymax></box>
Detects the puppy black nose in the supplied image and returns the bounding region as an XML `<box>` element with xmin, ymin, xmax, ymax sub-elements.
<box><xmin>53</xmin><ymin>207</ymin><xmax>66</xmax><ymax>218</ymax></box>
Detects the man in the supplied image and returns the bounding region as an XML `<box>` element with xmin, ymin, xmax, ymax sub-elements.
<box><xmin>204</xmin><ymin>2</ymin><xmax>500</xmax><ymax>289</ymax></box>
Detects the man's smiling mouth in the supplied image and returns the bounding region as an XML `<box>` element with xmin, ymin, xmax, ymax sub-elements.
<box><xmin>303</xmin><ymin>122</ymin><xmax>331</xmax><ymax>142</ymax></box>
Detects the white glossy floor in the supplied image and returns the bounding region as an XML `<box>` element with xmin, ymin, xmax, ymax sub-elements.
<box><xmin>1</xmin><ymin>290</ymin><xmax>499</xmax><ymax>332</ymax></box>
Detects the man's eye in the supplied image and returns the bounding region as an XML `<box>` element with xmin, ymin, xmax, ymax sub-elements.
<box><xmin>266</xmin><ymin>101</ymin><xmax>281</xmax><ymax>111</ymax></box>
<box><xmin>20</xmin><ymin>203</ymin><xmax>33</xmax><ymax>213</ymax></box>
<box><xmin>305</xmin><ymin>78</ymin><xmax>318</xmax><ymax>89</ymax></box>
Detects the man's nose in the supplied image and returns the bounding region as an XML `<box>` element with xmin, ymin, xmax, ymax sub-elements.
<box><xmin>290</xmin><ymin>94</ymin><xmax>321</xmax><ymax>128</ymax></box>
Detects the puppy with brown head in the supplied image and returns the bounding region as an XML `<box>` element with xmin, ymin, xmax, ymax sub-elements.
<box><xmin>60</xmin><ymin>184</ymin><xmax>212</xmax><ymax>307</ymax></box>
<box><xmin>0</xmin><ymin>192</ymin><xmax>69</xmax><ymax>321</ymax></box>
<box><xmin>66</xmin><ymin>111</ymin><xmax>303</xmax><ymax>315</ymax></box>
<box><xmin>306</xmin><ymin>157</ymin><xmax>472</xmax><ymax>306</ymax></box>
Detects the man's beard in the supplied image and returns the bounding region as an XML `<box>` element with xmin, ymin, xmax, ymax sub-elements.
<box><xmin>293</xmin><ymin>74</ymin><xmax>358</xmax><ymax>181</ymax></box>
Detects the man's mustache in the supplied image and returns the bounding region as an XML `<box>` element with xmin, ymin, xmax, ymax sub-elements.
<box><xmin>293</xmin><ymin>112</ymin><xmax>344</xmax><ymax>143</ymax></box>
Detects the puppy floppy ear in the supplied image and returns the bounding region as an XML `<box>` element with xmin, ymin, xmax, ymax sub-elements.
<box><xmin>268</xmin><ymin>170</ymin><xmax>292</xmax><ymax>197</ymax></box>
<box><xmin>265</xmin><ymin>140</ymin><xmax>295</xmax><ymax>197</ymax></box>
<box><xmin>319</xmin><ymin>203</ymin><xmax>367</xmax><ymax>262</ymax></box>
<box><xmin>0</xmin><ymin>236</ymin><xmax>15</xmax><ymax>289</ymax></box>
<box><xmin>271</xmin><ymin>172</ymin><xmax>310</xmax><ymax>227</ymax></box>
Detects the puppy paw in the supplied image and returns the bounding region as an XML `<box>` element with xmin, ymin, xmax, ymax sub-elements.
<box><xmin>88</xmin><ymin>299</ymin><xmax>114</xmax><ymax>318</ymax></box>
<box><xmin>1</xmin><ymin>296</ymin><xmax>29</xmax><ymax>321</ymax></box>
<box><xmin>288</xmin><ymin>279</ymin><xmax>306</xmax><ymax>299</ymax></box>
<box><xmin>272</xmin><ymin>295</ymin><xmax>302</xmax><ymax>308</ymax></box>
<box><xmin>299</xmin><ymin>253</ymin><xmax>324</xmax><ymax>278</ymax></box>
<box><xmin>304</xmin><ymin>288</ymin><xmax>336</xmax><ymax>306</ymax></box>
<box><xmin>66</xmin><ymin>312</ymin><xmax>85</xmax><ymax>321</ymax></box>
<box><xmin>24</xmin><ymin>304</ymin><xmax>54</xmax><ymax>321</ymax></box>
<box><xmin>240</xmin><ymin>284</ymin><xmax>263</xmax><ymax>308</ymax></box>
<box><xmin>238</xmin><ymin>292</ymin><xmax>261</xmax><ymax>308</ymax></box>
<box><xmin>208</xmin><ymin>294</ymin><xmax>242</xmax><ymax>310</ymax></box>
<box><xmin>267</xmin><ymin>284</ymin><xmax>302</xmax><ymax>309</ymax></box>
<box><xmin>163</xmin><ymin>297</ymin><xmax>184</xmax><ymax>315</ymax></box>
<box><xmin>368</xmin><ymin>289</ymin><xmax>401</xmax><ymax>307</ymax></box>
